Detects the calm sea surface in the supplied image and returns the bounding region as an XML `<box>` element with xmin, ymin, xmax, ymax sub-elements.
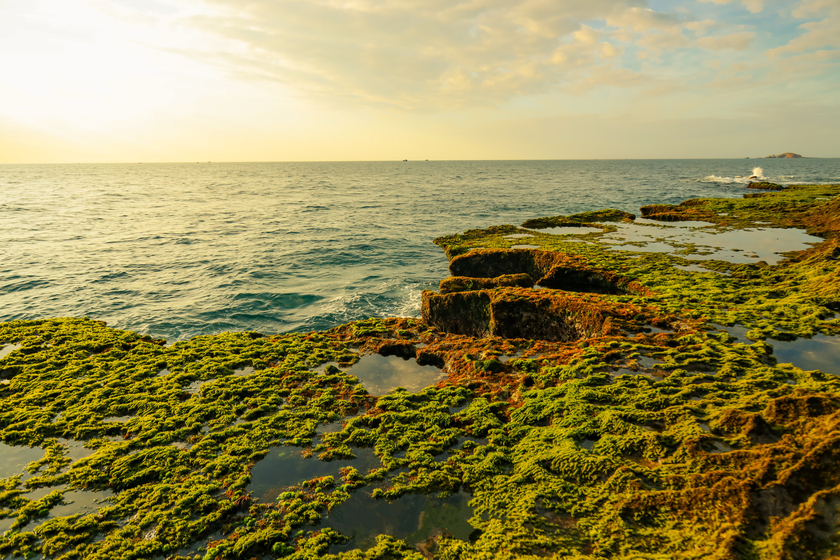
<box><xmin>2</xmin><ymin>159</ymin><xmax>839</xmax><ymax>341</ymax></box>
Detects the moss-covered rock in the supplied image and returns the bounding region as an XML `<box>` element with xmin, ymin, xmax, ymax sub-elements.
<box><xmin>439</xmin><ymin>274</ymin><xmax>535</xmax><ymax>294</ymax></box>
<box><xmin>522</xmin><ymin>209</ymin><xmax>635</xmax><ymax>229</ymax></box>
<box><xmin>747</xmin><ymin>181</ymin><xmax>784</xmax><ymax>190</ymax></box>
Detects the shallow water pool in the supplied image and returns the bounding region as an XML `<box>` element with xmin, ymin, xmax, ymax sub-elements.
<box><xmin>345</xmin><ymin>354</ymin><xmax>446</xmax><ymax>396</ymax></box>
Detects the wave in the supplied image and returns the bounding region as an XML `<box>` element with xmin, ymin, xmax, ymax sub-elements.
<box><xmin>700</xmin><ymin>175</ymin><xmax>758</xmax><ymax>184</ymax></box>
<box><xmin>701</xmin><ymin>166</ymin><xmax>766</xmax><ymax>184</ymax></box>
<box><xmin>314</xmin><ymin>278</ymin><xmax>432</xmax><ymax>326</ymax></box>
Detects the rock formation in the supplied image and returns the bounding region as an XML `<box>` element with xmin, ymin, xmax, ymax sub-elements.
<box><xmin>765</xmin><ymin>152</ymin><xmax>803</xmax><ymax>158</ymax></box>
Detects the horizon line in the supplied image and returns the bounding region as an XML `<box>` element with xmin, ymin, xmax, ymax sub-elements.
<box><xmin>1</xmin><ymin>157</ymin><xmax>832</xmax><ymax>165</ymax></box>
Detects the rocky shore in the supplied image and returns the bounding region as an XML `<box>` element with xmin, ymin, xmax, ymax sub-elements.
<box><xmin>1</xmin><ymin>183</ymin><xmax>840</xmax><ymax>559</ymax></box>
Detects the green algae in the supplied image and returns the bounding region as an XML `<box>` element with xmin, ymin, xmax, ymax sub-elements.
<box><xmin>3</xmin><ymin>317</ymin><xmax>838</xmax><ymax>558</ymax></box>
<box><xmin>2</xmin><ymin>186</ymin><xmax>840</xmax><ymax>559</ymax></box>
<box><xmin>522</xmin><ymin>210</ymin><xmax>636</xmax><ymax>229</ymax></box>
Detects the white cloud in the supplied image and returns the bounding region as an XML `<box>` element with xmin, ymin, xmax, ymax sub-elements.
<box><xmin>600</xmin><ymin>42</ymin><xmax>624</xmax><ymax>59</ymax></box>
<box><xmin>791</xmin><ymin>0</ymin><xmax>836</xmax><ymax>18</ymax></box>
<box><xmin>605</xmin><ymin>7</ymin><xmax>684</xmax><ymax>32</ymax></box>
<box><xmin>685</xmin><ymin>19</ymin><xmax>717</xmax><ymax>34</ymax></box>
<box><xmin>697</xmin><ymin>31</ymin><xmax>756</xmax><ymax>50</ymax></box>
<box><xmin>637</xmin><ymin>30</ymin><xmax>692</xmax><ymax>51</ymax></box>
<box><xmin>767</xmin><ymin>17</ymin><xmax>840</xmax><ymax>57</ymax></box>
<box><xmin>697</xmin><ymin>0</ymin><xmax>766</xmax><ymax>14</ymax></box>
<box><xmin>148</xmin><ymin>0</ymin><xmax>682</xmax><ymax>110</ymax></box>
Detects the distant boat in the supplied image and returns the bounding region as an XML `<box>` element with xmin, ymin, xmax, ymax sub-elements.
<box><xmin>403</xmin><ymin>159</ymin><xmax>408</xmax><ymax>162</ymax></box>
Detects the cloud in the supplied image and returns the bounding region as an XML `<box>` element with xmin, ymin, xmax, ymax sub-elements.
<box><xmin>158</xmin><ymin>0</ymin><xmax>676</xmax><ymax>110</ymax></box>
<box><xmin>697</xmin><ymin>0</ymin><xmax>766</xmax><ymax>14</ymax></box>
<box><xmin>767</xmin><ymin>15</ymin><xmax>840</xmax><ymax>58</ymax></box>
<box><xmin>66</xmin><ymin>0</ymin><xmax>840</xmax><ymax>117</ymax></box>
<box><xmin>697</xmin><ymin>31</ymin><xmax>756</xmax><ymax>51</ymax></box>
<box><xmin>791</xmin><ymin>0</ymin><xmax>836</xmax><ymax>18</ymax></box>
<box><xmin>685</xmin><ymin>19</ymin><xmax>717</xmax><ymax>35</ymax></box>
<box><xmin>604</xmin><ymin>7</ymin><xmax>684</xmax><ymax>32</ymax></box>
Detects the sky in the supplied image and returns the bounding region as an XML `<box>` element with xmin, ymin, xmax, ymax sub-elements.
<box><xmin>1</xmin><ymin>0</ymin><xmax>838</xmax><ymax>162</ymax></box>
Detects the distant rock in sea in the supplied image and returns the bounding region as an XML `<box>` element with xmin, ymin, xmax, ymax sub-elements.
<box><xmin>765</xmin><ymin>152</ymin><xmax>804</xmax><ymax>158</ymax></box>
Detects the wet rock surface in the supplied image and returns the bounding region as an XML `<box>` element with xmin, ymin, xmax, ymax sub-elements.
<box><xmin>439</xmin><ymin>273</ymin><xmax>535</xmax><ymax>294</ymax></box>
<box><xmin>1</xmin><ymin>183</ymin><xmax>840</xmax><ymax>559</ymax></box>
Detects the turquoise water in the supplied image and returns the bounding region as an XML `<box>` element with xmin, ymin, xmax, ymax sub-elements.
<box><xmin>2</xmin><ymin>159</ymin><xmax>839</xmax><ymax>341</ymax></box>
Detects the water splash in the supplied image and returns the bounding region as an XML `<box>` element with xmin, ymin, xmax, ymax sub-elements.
<box><xmin>701</xmin><ymin>166</ymin><xmax>765</xmax><ymax>185</ymax></box>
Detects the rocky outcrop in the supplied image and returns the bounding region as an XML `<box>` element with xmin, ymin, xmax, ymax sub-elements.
<box><xmin>447</xmin><ymin>248</ymin><xmax>650</xmax><ymax>295</ymax></box>
<box><xmin>765</xmin><ymin>152</ymin><xmax>803</xmax><ymax>158</ymax></box>
<box><xmin>639</xmin><ymin>203</ymin><xmax>716</xmax><ymax>222</ymax></box>
<box><xmin>743</xmin><ymin>192</ymin><xmax>775</xmax><ymax>199</ymax></box>
<box><xmin>439</xmin><ymin>273</ymin><xmax>534</xmax><ymax>294</ymax></box>
<box><xmin>521</xmin><ymin>209</ymin><xmax>635</xmax><ymax>229</ymax></box>
<box><xmin>748</xmin><ymin>181</ymin><xmax>784</xmax><ymax>190</ymax></box>
<box><xmin>421</xmin><ymin>287</ymin><xmax>621</xmax><ymax>341</ymax></box>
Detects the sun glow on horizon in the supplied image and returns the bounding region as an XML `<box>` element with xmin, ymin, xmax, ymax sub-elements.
<box><xmin>1</xmin><ymin>0</ymin><xmax>838</xmax><ymax>162</ymax></box>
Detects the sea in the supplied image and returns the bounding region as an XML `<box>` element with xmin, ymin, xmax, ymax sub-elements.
<box><xmin>2</xmin><ymin>159</ymin><xmax>839</xmax><ymax>342</ymax></box>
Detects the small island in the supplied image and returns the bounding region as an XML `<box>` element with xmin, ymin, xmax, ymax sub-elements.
<box><xmin>765</xmin><ymin>152</ymin><xmax>803</xmax><ymax>158</ymax></box>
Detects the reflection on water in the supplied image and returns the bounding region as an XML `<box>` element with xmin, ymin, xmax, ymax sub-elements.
<box><xmin>637</xmin><ymin>356</ymin><xmax>664</xmax><ymax>369</ymax></box>
<box><xmin>16</xmin><ymin>488</ymin><xmax>115</xmax><ymax>534</ymax></box>
<box><xmin>674</xmin><ymin>264</ymin><xmax>727</xmax><ymax>275</ymax></box>
<box><xmin>770</xmin><ymin>335</ymin><xmax>840</xmax><ymax>375</ymax></box>
<box><xmin>102</xmin><ymin>415</ymin><xmax>133</xmax><ymax>424</ymax></box>
<box><xmin>184</xmin><ymin>380</ymin><xmax>206</xmax><ymax>394</ymax></box>
<box><xmin>715</xmin><ymin>324</ymin><xmax>752</xmax><ymax>341</ymax></box>
<box><xmin>0</xmin><ymin>442</ymin><xmax>44</xmax><ymax>480</ymax></box>
<box><xmin>611</xmin><ymin>368</ymin><xmax>656</xmax><ymax>380</ymax></box>
<box><xmin>711</xmin><ymin>440</ymin><xmax>734</xmax><ymax>454</ymax></box>
<box><xmin>602</xmin><ymin>221</ymin><xmax>821</xmax><ymax>264</ymax></box>
<box><xmin>233</xmin><ymin>366</ymin><xmax>255</xmax><ymax>377</ymax></box>
<box><xmin>0</xmin><ymin>343</ymin><xmax>23</xmax><ymax>360</ymax></box>
<box><xmin>248</xmin><ymin>438</ymin><xmax>475</xmax><ymax>553</ymax></box>
<box><xmin>579</xmin><ymin>439</ymin><xmax>596</xmax><ymax>451</ymax></box>
<box><xmin>57</xmin><ymin>438</ymin><xmax>97</xmax><ymax>463</ymax></box>
<box><xmin>314</xmin><ymin>361</ymin><xmax>340</xmax><ymax>375</ymax></box>
<box><xmin>537</xmin><ymin>226</ymin><xmax>603</xmax><ymax>235</ymax></box>
<box><xmin>248</xmin><ymin>446</ymin><xmax>379</xmax><ymax>502</ymax></box>
<box><xmin>327</xmin><ymin>490</ymin><xmax>474</xmax><ymax>553</ymax></box>
<box><xmin>346</xmin><ymin>354</ymin><xmax>446</xmax><ymax>396</ymax></box>
<box><xmin>634</xmin><ymin>219</ymin><xmax>716</xmax><ymax>228</ymax></box>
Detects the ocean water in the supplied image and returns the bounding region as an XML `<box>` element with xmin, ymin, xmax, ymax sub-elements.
<box><xmin>2</xmin><ymin>159</ymin><xmax>839</xmax><ymax>341</ymax></box>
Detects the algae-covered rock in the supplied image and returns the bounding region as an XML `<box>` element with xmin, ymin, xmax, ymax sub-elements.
<box><xmin>639</xmin><ymin>203</ymin><xmax>716</xmax><ymax>222</ymax></box>
<box><xmin>420</xmin><ymin>289</ymin><xmax>493</xmax><ymax>338</ymax></box>
<box><xmin>521</xmin><ymin>209</ymin><xmax>635</xmax><ymax>229</ymax></box>
<box><xmin>748</xmin><ymin>181</ymin><xmax>784</xmax><ymax>190</ymax></box>
<box><xmin>448</xmin><ymin>248</ymin><xmax>648</xmax><ymax>295</ymax></box>
<box><xmin>439</xmin><ymin>273</ymin><xmax>535</xmax><ymax>294</ymax></box>
<box><xmin>422</xmin><ymin>287</ymin><xmax>630</xmax><ymax>341</ymax></box>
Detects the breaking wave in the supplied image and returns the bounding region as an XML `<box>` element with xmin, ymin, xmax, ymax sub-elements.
<box><xmin>701</xmin><ymin>166</ymin><xmax>766</xmax><ymax>184</ymax></box>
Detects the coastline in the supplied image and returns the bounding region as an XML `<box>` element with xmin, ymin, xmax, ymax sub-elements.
<box><xmin>2</xmin><ymin>183</ymin><xmax>840</xmax><ymax>559</ymax></box>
